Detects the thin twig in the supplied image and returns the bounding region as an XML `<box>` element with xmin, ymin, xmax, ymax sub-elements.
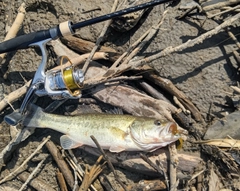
<box><xmin>0</xmin><ymin>3</ymin><xmax>26</xmax><ymax>64</ymax></box>
<box><xmin>82</xmin><ymin>0</ymin><xmax>119</xmax><ymax>73</ymax></box>
<box><xmin>45</xmin><ymin>140</ymin><xmax>75</xmax><ymax>189</ymax></box>
<box><xmin>79</xmin><ymin>155</ymin><xmax>106</xmax><ymax>191</ymax></box>
<box><xmin>64</xmin><ymin>151</ymin><xmax>97</xmax><ymax>191</ymax></box>
<box><xmin>68</xmin><ymin>150</ymin><xmax>85</xmax><ymax>176</ymax></box>
<box><xmin>85</xmin><ymin>13</ymin><xmax>240</xmax><ymax>91</ymax></box>
<box><xmin>119</xmin><ymin>9</ymin><xmax>169</xmax><ymax>68</ymax></box>
<box><xmin>227</xmin><ymin>30</ymin><xmax>240</xmax><ymax>49</ymax></box>
<box><xmin>203</xmin><ymin>0</ymin><xmax>240</xmax><ymax>12</ymax></box>
<box><xmin>19</xmin><ymin>156</ymin><xmax>47</xmax><ymax>191</ymax></box>
<box><xmin>140</xmin><ymin>153</ymin><xmax>169</xmax><ymax>190</ymax></box>
<box><xmin>17</xmin><ymin>171</ymin><xmax>55</xmax><ymax>191</ymax></box>
<box><xmin>90</xmin><ymin>135</ymin><xmax>128</xmax><ymax>191</ymax></box>
<box><xmin>156</xmin><ymin>156</ymin><xmax>170</xmax><ymax>191</ymax></box>
<box><xmin>230</xmin><ymin>86</ymin><xmax>240</xmax><ymax>94</ymax></box>
<box><xmin>208</xmin><ymin>4</ymin><xmax>240</xmax><ymax>18</ymax></box>
<box><xmin>109</xmin><ymin>27</ymin><xmax>150</xmax><ymax>69</ymax></box>
<box><xmin>106</xmin><ymin>9</ymin><xmax>169</xmax><ymax>75</ymax></box>
<box><xmin>129</xmin><ymin>12</ymin><xmax>240</xmax><ymax>69</ymax></box>
<box><xmin>0</xmin><ymin>128</ymin><xmax>34</xmax><ymax>171</ymax></box>
<box><xmin>73</xmin><ymin>169</ymin><xmax>78</xmax><ymax>191</ymax></box>
<box><xmin>0</xmin><ymin>80</ymin><xmax>31</xmax><ymax>112</ymax></box>
<box><xmin>173</xmin><ymin>96</ymin><xmax>191</xmax><ymax>115</ymax></box>
<box><xmin>140</xmin><ymin>153</ymin><xmax>164</xmax><ymax>175</ymax></box>
<box><xmin>56</xmin><ymin>169</ymin><xmax>68</xmax><ymax>191</ymax></box>
<box><xmin>0</xmin><ymin>136</ymin><xmax>51</xmax><ymax>184</ymax></box>
<box><xmin>168</xmin><ymin>143</ymin><xmax>178</xmax><ymax>191</ymax></box>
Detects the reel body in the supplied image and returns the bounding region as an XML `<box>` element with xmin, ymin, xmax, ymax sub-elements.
<box><xmin>36</xmin><ymin>56</ymin><xmax>84</xmax><ymax>100</ymax></box>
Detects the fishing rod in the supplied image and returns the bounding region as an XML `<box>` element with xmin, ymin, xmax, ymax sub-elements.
<box><xmin>2</xmin><ymin>0</ymin><xmax>177</xmax><ymax>126</ymax></box>
<box><xmin>0</xmin><ymin>0</ymin><xmax>176</xmax><ymax>54</ymax></box>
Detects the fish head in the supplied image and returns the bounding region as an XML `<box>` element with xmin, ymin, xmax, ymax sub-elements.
<box><xmin>130</xmin><ymin>118</ymin><xmax>181</xmax><ymax>151</ymax></box>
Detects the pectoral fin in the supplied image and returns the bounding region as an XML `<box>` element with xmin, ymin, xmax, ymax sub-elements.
<box><xmin>109</xmin><ymin>145</ymin><xmax>125</xmax><ymax>153</ymax></box>
<box><xmin>60</xmin><ymin>135</ymin><xmax>83</xmax><ymax>149</ymax></box>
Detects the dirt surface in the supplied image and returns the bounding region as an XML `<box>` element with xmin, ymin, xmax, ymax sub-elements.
<box><xmin>0</xmin><ymin>0</ymin><xmax>240</xmax><ymax>190</ymax></box>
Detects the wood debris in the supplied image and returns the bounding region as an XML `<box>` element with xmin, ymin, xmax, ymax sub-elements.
<box><xmin>0</xmin><ymin>0</ymin><xmax>239</xmax><ymax>190</ymax></box>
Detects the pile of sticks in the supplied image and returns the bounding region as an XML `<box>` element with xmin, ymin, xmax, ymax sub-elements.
<box><xmin>0</xmin><ymin>0</ymin><xmax>239</xmax><ymax>190</ymax></box>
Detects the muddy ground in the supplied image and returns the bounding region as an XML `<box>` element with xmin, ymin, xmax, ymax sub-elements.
<box><xmin>0</xmin><ymin>0</ymin><xmax>239</xmax><ymax>190</ymax></box>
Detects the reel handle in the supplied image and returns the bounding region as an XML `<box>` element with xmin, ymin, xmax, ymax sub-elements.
<box><xmin>4</xmin><ymin>111</ymin><xmax>24</xmax><ymax>126</ymax></box>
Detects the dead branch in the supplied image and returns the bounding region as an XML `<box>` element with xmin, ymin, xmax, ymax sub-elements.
<box><xmin>194</xmin><ymin>139</ymin><xmax>240</xmax><ymax>147</ymax></box>
<box><xmin>56</xmin><ymin>169</ymin><xmax>68</xmax><ymax>191</ymax></box>
<box><xmin>91</xmin><ymin>83</ymin><xmax>178</xmax><ymax>121</ymax></box>
<box><xmin>227</xmin><ymin>30</ymin><xmax>240</xmax><ymax>65</ymax></box>
<box><xmin>63</xmin><ymin>154</ymin><xmax>97</xmax><ymax>191</ymax></box>
<box><xmin>50</xmin><ymin>39</ymin><xmax>81</xmax><ymax>58</ymax></box>
<box><xmin>139</xmin><ymin>81</ymin><xmax>171</xmax><ymax>103</ymax></box>
<box><xmin>230</xmin><ymin>86</ymin><xmax>240</xmax><ymax>94</ymax></box>
<box><xmin>185</xmin><ymin>168</ymin><xmax>205</xmax><ymax>190</ymax></box>
<box><xmin>79</xmin><ymin>155</ymin><xmax>106</xmax><ymax>191</ymax></box>
<box><xmin>90</xmin><ymin>135</ymin><xmax>128</xmax><ymax>191</ymax></box>
<box><xmin>144</xmin><ymin>72</ymin><xmax>203</xmax><ymax>122</ymax></box>
<box><xmin>202</xmin><ymin>0</ymin><xmax>240</xmax><ymax>12</ymax></box>
<box><xmin>0</xmin><ymin>136</ymin><xmax>50</xmax><ymax>184</ymax></box>
<box><xmin>222</xmin><ymin>6</ymin><xmax>240</xmax><ymax>12</ymax></box>
<box><xmin>233</xmin><ymin>50</ymin><xmax>240</xmax><ymax>65</ymax></box>
<box><xmin>83</xmin><ymin>13</ymin><xmax>240</xmax><ymax>97</ymax></box>
<box><xmin>50</xmin><ymin>39</ymin><xmax>110</xmax><ymax>71</ymax></box>
<box><xmin>129</xmin><ymin>12</ymin><xmax>240</xmax><ymax>69</ymax></box>
<box><xmin>61</xmin><ymin>36</ymin><xmax>119</xmax><ymax>62</ymax></box>
<box><xmin>0</xmin><ymin>80</ymin><xmax>31</xmax><ymax>112</ymax></box>
<box><xmin>64</xmin><ymin>153</ymin><xmax>84</xmax><ymax>180</ymax></box>
<box><xmin>140</xmin><ymin>153</ymin><xmax>169</xmax><ymax>190</ymax></box>
<box><xmin>17</xmin><ymin>171</ymin><xmax>55</xmax><ymax>191</ymax></box>
<box><xmin>0</xmin><ymin>3</ymin><xmax>26</xmax><ymax>64</ymax></box>
<box><xmin>99</xmin><ymin>175</ymin><xmax>115</xmax><ymax>190</ymax></box>
<box><xmin>82</xmin><ymin>146</ymin><xmax>203</xmax><ymax>177</ymax></box>
<box><xmin>109</xmin><ymin>25</ymin><xmax>150</xmax><ymax>69</ymax></box>
<box><xmin>208</xmin><ymin>4</ymin><xmax>240</xmax><ymax>18</ymax></box>
<box><xmin>82</xmin><ymin>0</ymin><xmax>118</xmax><ymax>73</ymax></box>
<box><xmin>116</xmin><ymin>9</ymin><xmax>169</xmax><ymax>69</ymax></box>
<box><xmin>173</xmin><ymin>96</ymin><xmax>190</xmax><ymax>115</ymax></box>
<box><xmin>73</xmin><ymin>169</ymin><xmax>78</xmax><ymax>191</ymax></box>
<box><xmin>0</xmin><ymin>127</ymin><xmax>35</xmax><ymax>171</ymax></box>
<box><xmin>169</xmin><ymin>143</ymin><xmax>178</xmax><ymax>191</ymax></box>
<box><xmin>50</xmin><ymin>52</ymin><xmax>108</xmax><ymax>71</ymax></box>
<box><xmin>19</xmin><ymin>156</ymin><xmax>47</xmax><ymax>191</ymax></box>
<box><xmin>68</xmin><ymin>150</ymin><xmax>85</xmax><ymax>177</ymax></box>
<box><xmin>227</xmin><ymin>30</ymin><xmax>240</xmax><ymax>50</ymax></box>
<box><xmin>121</xmin><ymin>179</ymin><xmax>167</xmax><ymax>191</ymax></box>
<box><xmin>45</xmin><ymin>140</ymin><xmax>75</xmax><ymax>189</ymax></box>
<box><xmin>140</xmin><ymin>153</ymin><xmax>165</xmax><ymax>176</ymax></box>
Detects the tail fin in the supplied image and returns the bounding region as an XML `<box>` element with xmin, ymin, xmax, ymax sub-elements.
<box><xmin>22</xmin><ymin>104</ymin><xmax>44</xmax><ymax>127</ymax></box>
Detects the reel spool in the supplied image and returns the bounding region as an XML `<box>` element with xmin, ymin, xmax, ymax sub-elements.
<box><xmin>42</xmin><ymin>56</ymin><xmax>84</xmax><ymax>99</ymax></box>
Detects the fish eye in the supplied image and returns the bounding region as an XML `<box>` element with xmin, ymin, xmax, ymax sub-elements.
<box><xmin>154</xmin><ymin>120</ymin><xmax>161</xmax><ymax>126</ymax></box>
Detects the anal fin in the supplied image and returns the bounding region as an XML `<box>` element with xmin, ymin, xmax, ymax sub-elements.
<box><xmin>60</xmin><ymin>135</ymin><xmax>83</xmax><ymax>149</ymax></box>
<box><xmin>109</xmin><ymin>145</ymin><xmax>125</xmax><ymax>153</ymax></box>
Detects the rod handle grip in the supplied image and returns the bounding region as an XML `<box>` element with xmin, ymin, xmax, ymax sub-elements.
<box><xmin>0</xmin><ymin>30</ymin><xmax>52</xmax><ymax>53</ymax></box>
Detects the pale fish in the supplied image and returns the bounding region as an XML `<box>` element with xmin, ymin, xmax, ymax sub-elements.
<box><xmin>22</xmin><ymin>104</ymin><xmax>181</xmax><ymax>153</ymax></box>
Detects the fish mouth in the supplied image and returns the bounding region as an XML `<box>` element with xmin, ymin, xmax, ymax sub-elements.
<box><xmin>168</xmin><ymin>122</ymin><xmax>178</xmax><ymax>135</ymax></box>
<box><xmin>168</xmin><ymin>122</ymin><xmax>188</xmax><ymax>136</ymax></box>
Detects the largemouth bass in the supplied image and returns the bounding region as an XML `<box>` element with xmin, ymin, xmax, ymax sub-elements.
<box><xmin>22</xmin><ymin>105</ymin><xmax>181</xmax><ymax>153</ymax></box>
